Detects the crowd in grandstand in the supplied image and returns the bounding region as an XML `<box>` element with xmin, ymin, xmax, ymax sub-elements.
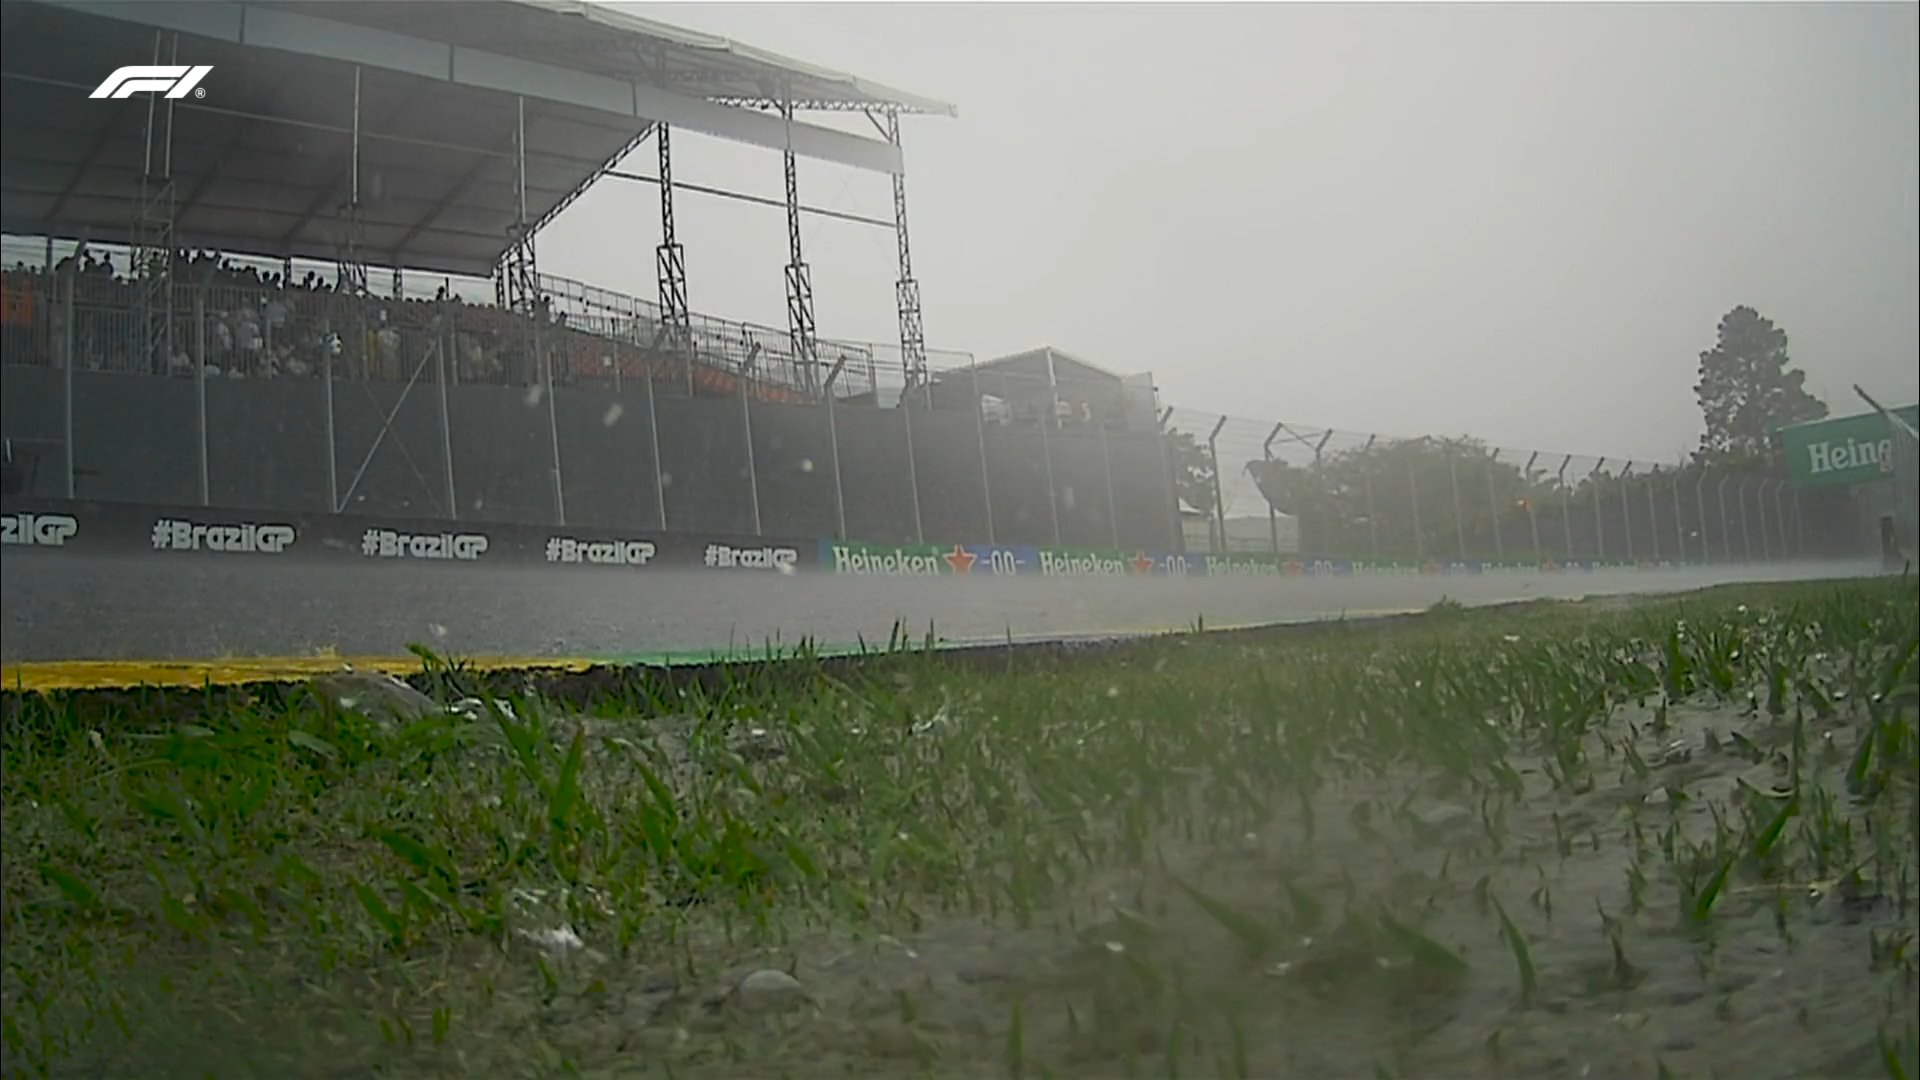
<box><xmin>0</xmin><ymin>250</ymin><xmax>815</xmax><ymax>403</ymax></box>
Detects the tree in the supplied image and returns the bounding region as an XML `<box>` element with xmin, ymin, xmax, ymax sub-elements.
<box><xmin>1165</xmin><ymin>428</ymin><xmax>1216</xmax><ymax>516</ymax></box>
<box><xmin>1694</xmin><ymin>306</ymin><xmax>1826</xmax><ymax>466</ymax></box>
<box><xmin>1247</xmin><ymin>436</ymin><xmax>1537</xmax><ymax>558</ymax></box>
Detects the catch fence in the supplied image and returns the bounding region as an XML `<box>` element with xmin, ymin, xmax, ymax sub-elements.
<box><xmin>0</xmin><ymin>235</ymin><xmax>1883</xmax><ymax>562</ymax></box>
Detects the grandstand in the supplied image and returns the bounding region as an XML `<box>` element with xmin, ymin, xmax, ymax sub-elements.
<box><xmin>0</xmin><ymin>1</ymin><xmax>1181</xmax><ymax>552</ymax></box>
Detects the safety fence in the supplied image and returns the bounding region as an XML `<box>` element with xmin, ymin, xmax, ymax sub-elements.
<box><xmin>0</xmin><ymin>235</ymin><xmax>1889</xmax><ymax>564</ymax></box>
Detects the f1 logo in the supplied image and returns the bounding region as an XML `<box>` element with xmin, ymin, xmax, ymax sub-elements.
<box><xmin>90</xmin><ymin>65</ymin><xmax>212</xmax><ymax>100</ymax></box>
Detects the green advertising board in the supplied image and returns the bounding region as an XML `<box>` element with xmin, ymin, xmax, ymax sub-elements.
<box><xmin>1779</xmin><ymin>405</ymin><xmax>1919</xmax><ymax>486</ymax></box>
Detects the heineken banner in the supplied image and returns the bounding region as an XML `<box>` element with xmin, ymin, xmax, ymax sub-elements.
<box><xmin>1780</xmin><ymin>405</ymin><xmax>1919</xmax><ymax>487</ymax></box>
<box><xmin>819</xmin><ymin>541</ymin><xmax>1671</xmax><ymax>578</ymax></box>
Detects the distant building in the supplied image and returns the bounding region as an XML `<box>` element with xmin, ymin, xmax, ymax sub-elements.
<box><xmin>926</xmin><ymin>346</ymin><xmax>1159</xmax><ymax>431</ymax></box>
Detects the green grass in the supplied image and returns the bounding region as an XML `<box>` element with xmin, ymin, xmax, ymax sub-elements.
<box><xmin>3</xmin><ymin>579</ymin><xmax>1916</xmax><ymax>1078</ymax></box>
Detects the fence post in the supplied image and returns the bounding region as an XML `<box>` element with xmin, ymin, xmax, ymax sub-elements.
<box><xmin>1671</xmin><ymin>468</ymin><xmax>1686</xmax><ymax>563</ymax></box>
<box><xmin>1644</xmin><ymin>466</ymin><xmax>1661</xmax><ymax>562</ymax></box>
<box><xmin>971</xmin><ymin>360</ymin><xmax>995</xmax><ymax>544</ymax></box>
<box><xmin>1484</xmin><ymin>450</ymin><xmax>1504</xmax><ymax>561</ymax></box>
<box><xmin>1206</xmin><ymin>415</ymin><xmax>1227</xmax><ymax>554</ymax></box>
<box><xmin>1362</xmin><ymin>434</ymin><xmax>1380</xmax><ymax>557</ymax></box>
<box><xmin>642</xmin><ymin>353</ymin><xmax>667</xmax><ymax>530</ymax></box>
<box><xmin>740</xmin><ymin>353</ymin><xmax>762</xmax><ymax>536</ymax></box>
<box><xmin>1619</xmin><ymin>462</ymin><xmax>1635</xmax><ymax>563</ymax></box>
<box><xmin>542</xmin><ymin>320</ymin><xmax>567</xmax><ymax>525</ymax></box>
<box><xmin>1098</xmin><ymin>416</ymin><xmax>1120</xmax><ymax>550</ymax></box>
<box><xmin>1447</xmin><ymin>447</ymin><xmax>1467</xmax><ymax>560</ymax></box>
<box><xmin>61</xmin><ymin>260</ymin><xmax>76</xmax><ymax>498</ymax></box>
<box><xmin>1774</xmin><ymin>482</ymin><xmax>1790</xmax><ymax>560</ymax></box>
<box><xmin>1157</xmin><ymin>406</ymin><xmax>1182</xmax><ymax>554</ymax></box>
<box><xmin>1408</xmin><ymin>451</ymin><xmax>1425</xmax><ymax>561</ymax></box>
<box><xmin>1558</xmin><ymin>455</ymin><xmax>1574</xmax><ymax>561</ymax></box>
<box><xmin>1522</xmin><ymin>450</ymin><xmax>1541</xmax><ymax>563</ymax></box>
<box><xmin>1590</xmin><ymin>458</ymin><xmax>1608</xmax><ymax>562</ymax></box>
<box><xmin>1696</xmin><ymin>470</ymin><xmax>1712</xmax><ymax>564</ymax></box>
<box><xmin>823</xmin><ymin>360</ymin><xmax>847</xmax><ymax>541</ymax></box>
<box><xmin>435</xmin><ymin>299</ymin><xmax>458</xmax><ymax>520</ymax></box>
<box><xmin>323</xmin><ymin>310</ymin><xmax>339</xmax><ymax>511</ymax></box>
<box><xmin>1262</xmin><ymin>423</ymin><xmax>1283</xmax><ymax>557</ymax></box>
<box><xmin>1716</xmin><ymin>475</ymin><xmax>1733</xmax><ymax>563</ymax></box>
<box><xmin>192</xmin><ymin>283</ymin><xmax>209</xmax><ymax>506</ymax></box>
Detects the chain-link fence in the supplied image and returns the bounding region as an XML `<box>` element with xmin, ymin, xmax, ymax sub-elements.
<box><xmin>1162</xmin><ymin>408</ymin><xmax>1866</xmax><ymax>565</ymax></box>
<box><xmin>0</xmin><ymin>235</ymin><xmax>1890</xmax><ymax>561</ymax></box>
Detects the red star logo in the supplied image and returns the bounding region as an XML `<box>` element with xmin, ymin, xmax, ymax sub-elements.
<box><xmin>1131</xmin><ymin>551</ymin><xmax>1155</xmax><ymax>575</ymax></box>
<box><xmin>944</xmin><ymin>544</ymin><xmax>977</xmax><ymax>575</ymax></box>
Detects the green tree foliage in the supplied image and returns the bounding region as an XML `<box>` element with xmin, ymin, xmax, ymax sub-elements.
<box><xmin>1694</xmin><ymin>306</ymin><xmax>1826</xmax><ymax>467</ymax></box>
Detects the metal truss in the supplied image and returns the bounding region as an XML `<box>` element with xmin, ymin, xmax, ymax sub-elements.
<box><xmin>887</xmin><ymin>110</ymin><xmax>927</xmax><ymax>390</ymax></box>
<box><xmin>779</xmin><ymin>101</ymin><xmax>818</xmax><ymax>398</ymax></box>
<box><xmin>655</xmin><ymin>123</ymin><xmax>692</xmax><ymax>368</ymax></box>
<box><xmin>132</xmin><ymin>31</ymin><xmax>178</xmax><ymax>374</ymax></box>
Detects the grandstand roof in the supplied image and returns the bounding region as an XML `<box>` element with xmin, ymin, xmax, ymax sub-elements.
<box><xmin>0</xmin><ymin>0</ymin><xmax>952</xmax><ymax>278</ymax></box>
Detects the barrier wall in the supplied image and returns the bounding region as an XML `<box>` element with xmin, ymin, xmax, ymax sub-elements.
<box><xmin>0</xmin><ymin>365</ymin><xmax>1179</xmax><ymax>553</ymax></box>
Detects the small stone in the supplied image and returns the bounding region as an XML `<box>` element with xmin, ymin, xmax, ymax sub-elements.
<box><xmin>310</xmin><ymin>670</ymin><xmax>439</xmax><ymax>727</ymax></box>
<box><xmin>1644</xmin><ymin>789</ymin><xmax>1670</xmax><ymax>807</ymax></box>
<box><xmin>1412</xmin><ymin>804</ymin><xmax>1474</xmax><ymax>837</ymax></box>
<box><xmin>732</xmin><ymin>969</ymin><xmax>809</xmax><ymax>1013</ymax></box>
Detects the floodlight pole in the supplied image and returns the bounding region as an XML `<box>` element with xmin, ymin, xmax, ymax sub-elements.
<box><xmin>779</xmin><ymin>100</ymin><xmax>819</xmax><ymax>399</ymax></box>
<box><xmin>1619</xmin><ymin>462</ymin><xmax>1635</xmax><ymax>563</ymax></box>
<box><xmin>1262</xmin><ymin>422</ymin><xmax>1283</xmax><ymax>557</ymax></box>
<box><xmin>1590</xmin><ymin>458</ymin><xmax>1608</xmax><ymax>562</ymax></box>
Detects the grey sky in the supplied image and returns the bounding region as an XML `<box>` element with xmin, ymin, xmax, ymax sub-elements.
<box><xmin>534</xmin><ymin>2</ymin><xmax>1920</xmax><ymax>462</ymax></box>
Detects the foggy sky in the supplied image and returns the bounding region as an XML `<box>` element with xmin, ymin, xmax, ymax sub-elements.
<box><xmin>534</xmin><ymin>3</ymin><xmax>1920</xmax><ymax>463</ymax></box>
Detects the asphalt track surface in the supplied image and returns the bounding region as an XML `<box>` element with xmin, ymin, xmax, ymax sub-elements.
<box><xmin>0</xmin><ymin>551</ymin><xmax>1885</xmax><ymax>666</ymax></box>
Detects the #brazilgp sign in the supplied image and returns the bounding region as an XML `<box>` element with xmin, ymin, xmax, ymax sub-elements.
<box><xmin>1779</xmin><ymin>405</ymin><xmax>1920</xmax><ymax>487</ymax></box>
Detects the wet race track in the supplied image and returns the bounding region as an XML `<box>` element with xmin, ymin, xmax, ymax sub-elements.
<box><xmin>0</xmin><ymin>551</ymin><xmax>1884</xmax><ymax>664</ymax></box>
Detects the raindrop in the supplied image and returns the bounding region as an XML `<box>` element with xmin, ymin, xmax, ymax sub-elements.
<box><xmin>429</xmin><ymin>623</ymin><xmax>448</xmax><ymax>639</ymax></box>
<box><xmin>659</xmin><ymin>471</ymin><xmax>673</xmax><ymax>488</ymax></box>
<box><xmin>603</xmin><ymin>402</ymin><xmax>625</xmax><ymax>427</ymax></box>
<box><xmin>524</xmin><ymin>384</ymin><xmax>545</xmax><ymax>407</ymax></box>
<box><xmin>1061</xmin><ymin>485</ymin><xmax>1078</xmax><ymax>509</ymax></box>
<box><xmin>799</xmin><ymin>458</ymin><xmax>814</xmax><ymax>473</ymax></box>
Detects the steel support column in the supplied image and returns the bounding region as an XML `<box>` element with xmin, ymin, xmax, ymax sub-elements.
<box><xmin>779</xmin><ymin>102</ymin><xmax>819</xmax><ymax>397</ymax></box>
<box><xmin>435</xmin><ymin>299</ymin><xmax>458</xmax><ymax>520</ymax></box>
<box><xmin>741</xmin><ymin>348</ymin><xmax>763</xmax><ymax>536</ymax></box>
<box><xmin>824</xmin><ymin>357</ymin><xmax>848</xmax><ymax>540</ymax></box>
<box><xmin>656</xmin><ymin>124</ymin><xmax>692</xmax><ymax>376</ymax></box>
<box><xmin>886</xmin><ymin>110</ymin><xmax>928</xmax><ymax>390</ymax></box>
